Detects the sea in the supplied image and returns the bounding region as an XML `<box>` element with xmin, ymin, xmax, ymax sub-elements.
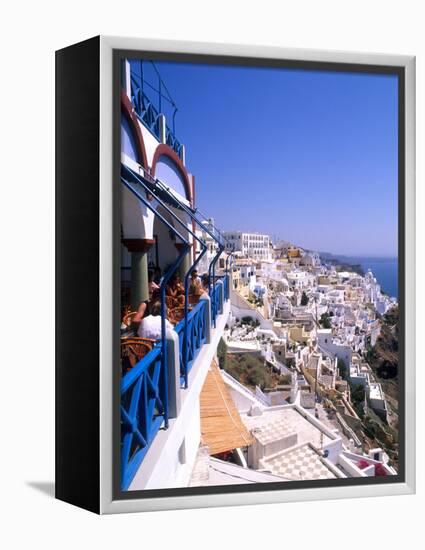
<box><xmin>335</xmin><ymin>256</ymin><xmax>398</xmax><ymax>300</ymax></box>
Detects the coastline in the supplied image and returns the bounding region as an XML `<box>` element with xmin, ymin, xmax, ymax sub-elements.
<box><xmin>320</xmin><ymin>253</ymin><xmax>398</xmax><ymax>299</ymax></box>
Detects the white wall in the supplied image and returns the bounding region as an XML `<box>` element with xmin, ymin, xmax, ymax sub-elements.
<box><xmin>231</xmin><ymin>289</ymin><xmax>273</xmax><ymax>329</ymax></box>
<box><xmin>155</xmin><ymin>156</ymin><xmax>188</xmax><ymax>201</ymax></box>
<box><xmin>4</xmin><ymin>2</ymin><xmax>423</xmax><ymax>549</ymax></box>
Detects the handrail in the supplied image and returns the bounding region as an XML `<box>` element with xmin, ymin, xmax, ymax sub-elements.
<box><xmin>121</xmin><ymin>175</ymin><xmax>190</xmax><ymax>428</ymax></box>
<box><xmin>174</xmin><ymin>299</ymin><xmax>208</xmax><ymax>378</ymax></box>
<box><xmin>120</xmin><ymin>345</ymin><xmax>164</xmax><ymax>490</ymax></box>
<box><xmin>129</xmin><ymin>64</ymin><xmax>183</xmax><ymax>158</ymax></box>
<box><xmin>122</xmin><ymin>165</ymin><xmax>208</xmax><ymax>388</ymax></box>
<box><xmin>151</xmin><ymin>175</ymin><xmax>225</xmax><ymax>247</ymax></box>
<box><xmin>136</xmin><ymin>169</ymin><xmax>227</xmax><ymax>324</ymax></box>
<box><xmin>121</xmin><ymin>345</ymin><xmax>161</xmax><ymax>393</ymax></box>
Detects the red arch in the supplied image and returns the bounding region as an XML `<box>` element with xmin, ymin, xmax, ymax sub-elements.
<box><xmin>121</xmin><ymin>90</ymin><xmax>148</xmax><ymax>169</ymax></box>
<box><xmin>151</xmin><ymin>144</ymin><xmax>193</xmax><ymax>205</ymax></box>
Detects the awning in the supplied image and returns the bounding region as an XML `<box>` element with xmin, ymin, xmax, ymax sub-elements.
<box><xmin>200</xmin><ymin>362</ymin><xmax>253</xmax><ymax>455</ymax></box>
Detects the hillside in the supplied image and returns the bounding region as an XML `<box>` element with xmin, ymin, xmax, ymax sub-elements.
<box><xmin>366</xmin><ymin>306</ymin><xmax>399</xmax><ymax>385</ymax></box>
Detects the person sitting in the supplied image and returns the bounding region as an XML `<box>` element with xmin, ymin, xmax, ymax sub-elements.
<box><xmin>191</xmin><ymin>269</ymin><xmax>202</xmax><ymax>285</ymax></box>
<box><xmin>148</xmin><ymin>269</ymin><xmax>160</xmax><ymax>302</ymax></box>
<box><xmin>166</xmin><ymin>273</ymin><xmax>185</xmax><ymax>307</ymax></box>
<box><xmin>189</xmin><ymin>269</ymin><xmax>205</xmax><ymax>304</ymax></box>
<box><xmin>201</xmin><ymin>273</ymin><xmax>210</xmax><ymax>292</ymax></box>
<box><xmin>132</xmin><ymin>298</ymin><xmax>150</xmax><ymax>327</ymax></box>
<box><xmin>137</xmin><ymin>301</ymin><xmax>173</xmax><ymax>340</ymax></box>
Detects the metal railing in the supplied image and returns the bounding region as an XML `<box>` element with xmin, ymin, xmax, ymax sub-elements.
<box><xmin>175</xmin><ymin>299</ymin><xmax>208</xmax><ymax>379</ymax></box>
<box><xmin>122</xmin><ymin>164</ymin><xmax>208</xmax><ymax>388</ymax></box>
<box><xmin>121</xmin><ymin>175</ymin><xmax>190</xmax><ymax>492</ymax></box>
<box><xmin>212</xmin><ymin>280</ymin><xmax>224</xmax><ymax>321</ymax></box>
<box><xmin>120</xmin><ymin>345</ymin><xmax>164</xmax><ymax>491</ymax></box>
<box><xmin>120</xmin><ymin>165</ymin><xmax>231</xmax><ymax>488</ymax></box>
<box><xmin>223</xmin><ymin>273</ymin><xmax>230</xmax><ymax>301</ymax></box>
<box><xmin>144</xmin><ymin>173</ymin><xmax>226</xmax><ymax>326</ymax></box>
<box><xmin>129</xmin><ymin>64</ymin><xmax>184</xmax><ymax>159</ymax></box>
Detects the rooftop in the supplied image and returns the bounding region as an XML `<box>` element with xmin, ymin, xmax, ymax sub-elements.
<box><xmin>189</xmin><ymin>456</ymin><xmax>288</xmax><ymax>486</ymax></box>
<box><xmin>369</xmin><ymin>383</ymin><xmax>384</xmax><ymax>400</ymax></box>
<box><xmin>200</xmin><ymin>362</ymin><xmax>253</xmax><ymax>455</ymax></box>
<box><xmin>261</xmin><ymin>443</ymin><xmax>337</xmax><ymax>481</ymax></box>
<box><xmin>241</xmin><ymin>406</ymin><xmax>333</xmax><ymax>449</ymax></box>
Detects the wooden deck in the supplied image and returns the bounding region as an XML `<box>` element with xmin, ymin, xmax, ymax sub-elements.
<box><xmin>200</xmin><ymin>361</ymin><xmax>253</xmax><ymax>455</ymax></box>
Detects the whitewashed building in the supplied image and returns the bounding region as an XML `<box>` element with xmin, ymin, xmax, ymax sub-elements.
<box><xmin>224</xmin><ymin>231</ymin><xmax>271</xmax><ymax>261</ymax></box>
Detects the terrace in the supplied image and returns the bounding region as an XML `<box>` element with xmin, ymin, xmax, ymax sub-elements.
<box><xmin>120</xmin><ymin>165</ymin><xmax>232</xmax><ymax>491</ymax></box>
<box><xmin>120</xmin><ymin>58</ymin><xmax>238</xmax><ymax>490</ymax></box>
<box><xmin>124</xmin><ymin>290</ymin><xmax>231</xmax><ymax>490</ymax></box>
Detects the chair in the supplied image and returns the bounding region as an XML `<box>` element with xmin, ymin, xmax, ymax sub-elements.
<box><xmin>166</xmin><ymin>293</ymin><xmax>185</xmax><ymax>309</ymax></box>
<box><xmin>168</xmin><ymin>305</ymin><xmax>193</xmax><ymax>324</ymax></box>
<box><xmin>121</xmin><ymin>337</ymin><xmax>156</xmax><ymax>373</ymax></box>
<box><xmin>122</xmin><ymin>310</ymin><xmax>137</xmax><ymax>326</ymax></box>
<box><xmin>165</xmin><ymin>296</ymin><xmax>175</xmax><ymax>309</ymax></box>
<box><xmin>169</xmin><ymin>306</ymin><xmax>185</xmax><ymax>323</ymax></box>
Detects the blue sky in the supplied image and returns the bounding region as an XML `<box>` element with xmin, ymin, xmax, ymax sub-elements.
<box><xmin>135</xmin><ymin>60</ymin><xmax>398</xmax><ymax>257</ymax></box>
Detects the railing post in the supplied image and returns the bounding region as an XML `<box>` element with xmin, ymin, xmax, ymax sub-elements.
<box><xmin>158</xmin><ymin>113</ymin><xmax>167</xmax><ymax>144</ymax></box>
<box><xmin>122</xmin><ymin>59</ymin><xmax>131</xmax><ymax>100</ymax></box>
<box><xmin>217</xmin><ymin>279</ymin><xmax>224</xmax><ymax>314</ymax></box>
<box><xmin>200</xmin><ymin>292</ymin><xmax>212</xmax><ymax>344</ymax></box>
<box><xmin>166</xmin><ymin>328</ymin><xmax>181</xmax><ymax>419</ymax></box>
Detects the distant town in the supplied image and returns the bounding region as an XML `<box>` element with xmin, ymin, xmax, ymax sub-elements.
<box><xmin>210</xmin><ymin>228</ymin><xmax>399</xmax><ymax>478</ymax></box>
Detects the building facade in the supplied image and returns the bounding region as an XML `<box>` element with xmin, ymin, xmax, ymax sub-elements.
<box><xmin>224</xmin><ymin>231</ymin><xmax>271</xmax><ymax>261</ymax></box>
<box><xmin>120</xmin><ymin>58</ymin><xmax>231</xmax><ymax>491</ymax></box>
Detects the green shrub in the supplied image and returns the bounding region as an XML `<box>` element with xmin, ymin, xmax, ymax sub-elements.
<box><xmin>279</xmin><ymin>374</ymin><xmax>292</xmax><ymax>385</ymax></box>
<box><xmin>320</xmin><ymin>313</ymin><xmax>332</xmax><ymax>329</ymax></box>
<box><xmin>217</xmin><ymin>338</ymin><xmax>227</xmax><ymax>369</ymax></box>
<box><xmin>241</xmin><ymin>316</ymin><xmax>254</xmax><ymax>325</ymax></box>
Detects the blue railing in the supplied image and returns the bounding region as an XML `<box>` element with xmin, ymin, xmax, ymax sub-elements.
<box><xmin>211</xmin><ymin>280</ymin><xmax>224</xmax><ymax>325</ymax></box>
<box><xmin>120</xmin><ymin>280</ymin><xmax>229</xmax><ymax>489</ymax></box>
<box><xmin>130</xmin><ymin>72</ymin><xmax>184</xmax><ymax>159</ymax></box>
<box><xmin>175</xmin><ymin>299</ymin><xmax>208</xmax><ymax>383</ymax></box>
<box><xmin>223</xmin><ymin>274</ymin><xmax>230</xmax><ymax>301</ymax></box>
<box><xmin>120</xmin><ymin>345</ymin><xmax>165</xmax><ymax>491</ymax></box>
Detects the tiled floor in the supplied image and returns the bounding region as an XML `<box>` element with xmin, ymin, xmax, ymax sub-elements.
<box><xmin>262</xmin><ymin>444</ymin><xmax>337</xmax><ymax>481</ymax></box>
<box><xmin>242</xmin><ymin>407</ymin><xmax>332</xmax><ymax>448</ymax></box>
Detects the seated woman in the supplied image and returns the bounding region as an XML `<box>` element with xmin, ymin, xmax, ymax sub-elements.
<box><xmin>137</xmin><ymin>301</ymin><xmax>173</xmax><ymax>340</ymax></box>
<box><xmin>166</xmin><ymin>273</ymin><xmax>185</xmax><ymax>307</ymax></box>
<box><xmin>188</xmin><ymin>269</ymin><xmax>205</xmax><ymax>304</ymax></box>
<box><xmin>132</xmin><ymin>297</ymin><xmax>150</xmax><ymax>326</ymax></box>
<box><xmin>201</xmin><ymin>273</ymin><xmax>210</xmax><ymax>292</ymax></box>
<box><xmin>148</xmin><ymin>269</ymin><xmax>160</xmax><ymax>302</ymax></box>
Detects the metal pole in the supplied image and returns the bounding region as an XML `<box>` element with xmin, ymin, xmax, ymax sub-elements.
<box><xmin>140</xmin><ymin>60</ymin><xmax>144</xmax><ymax>95</ymax></box>
<box><xmin>159</xmin><ymin>78</ymin><xmax>162</xmax><ymax>113</ymax></box>
<box><xmin>122</xmin><ymin>177</ymin><xmax>191</xmax><ymax>428</ymax></box>
<box><xmin>122</xmin><ymin>165</ymin><xmax>208</xmax><ymax>387</ymax></box>
<box><xmin>142</xmin><ymin>170</ymin><xmax>227</xmax><ymax>324</ymax></box>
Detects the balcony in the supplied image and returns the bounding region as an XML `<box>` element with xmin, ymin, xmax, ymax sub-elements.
<box><xmin>129</xmin><ymin>63</ymin><xmax>184</xmax><ymax>159</ymax></box>
<box><xmin>120</xmin><ymin>276</ymin><xmax>230</xmax><ymax>490</ymax></box>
